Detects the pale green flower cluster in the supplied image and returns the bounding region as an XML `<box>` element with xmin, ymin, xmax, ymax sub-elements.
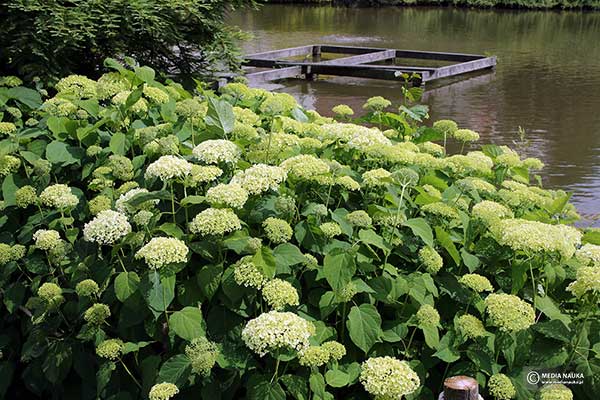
<box><xmin>472</xmin><ymin>200</ymin><xmax>513</xmax><ymax>224</ymax></box>
<box><xmin>575</xmin><ymin>243</ymin><xmax>600</xmax><ymax>266</ymax></box>
<box><xmin>39</xmin><ymin>184</ymin><xmax>79</xmax><ymax>209</ymax></box>
<box><xmin>145</xmin><ymin>155</ymin><xmax>192</xmax><ymax>181</ymax></box>
<box><xmin>485</xmin><ymin>293</ymin><xmax>535</xmax><ymax>332</ymax></box>
<box><xmin>193</xmin><ymin>140</ymin><xmax>241</xmax><ymax>165</ymax></box>
<box><xmin>232</xmin><ymin>122</ymin><xmax>259</xmax><ymax>141</ymax></box>
<box><xmin>33</xmin><ymin>229</ymin><xmax>61</xmax><ymax>250</ymax></box>
<box><xmin>206</xmin><ymin>183</ymin><xmax>248</xmax><ymax>209</ymax></box>
<box><xmin>189</xmin><ymin>208</ymin><xmax>242</xmax><ymax>236</ymax></box>
<box><xmin>0</xmin><ymin>155</ymin><xmax>19</xmax><ymax>177</ymax></box>
<box><xmin>322</xmin><ymin>341</ymin><xmax>346</xmax><ymax>361</ymax></box>
<box><xmin>498</xmin><ymin>181</ymin><xmax>551</xmax><ymax>209</ymax></box>
<box><xmin>241</xmin><ymin>311</ymin><xmax>315</xmax><ymax>357</ymax></box>
<box><xmin>457</xmin><ymin>177</ymin><xmax>497</xmax><ymax>195</ymax></box>
<box><xmin>419</xmin><ymin>246</ymin><xmax>443</xmax><ymax>275</ymax></box>
<box><xmin>108</xmin><ymin>155</ymin><xmax>134</xmax><ymax>181</ymax></box>
<box><xmin>538</xmin><ymin>384</ymin><xmax>573</xmax><ymax>400</ymax></box>
<box><xmin>143</xmin><ymin>86</ymin><xmax>170</xmax><ymax>104</ymax></box>
<box><xmin>416</xmin><ymin>304</ymin><xmax>440</xmax><ymax>327</ymax></box>
<box><xmin>0</xmin><ymin>76</ymin><xmax>23</xmax><ymax>87</ymax></box>
<box><xmin>175</xmin><ymin>98</ymin><xmax>205</xmax><ymax>119</ymax></box>
<box><xmin>433</xmin><ymin>119</ymin><xmax>458</xmax><ymax>135</ymax></box>
<box><xmin>83</xmin><ymin>210</ymin><xmax>131</xmax><ymax>245</ymax></box>
<box><xmin>456</xmin><ymin>314</ymin><xmax>487</xmax><ymax>339</ymax></box>
<box><xmin>338</xmin><ymin>282</ymin><xmax>358</xmax><ymax>302</ymax></box>
<box><xmin>421</xmin><ymin>202</ymin><xmax>459</xmax><ymax>220</ymax></box>
<box><xmin>112</xmin><ymin>90</ymin><xmax>148</xmax><ymax>113</ymax></box>
<box><xmin>263</xmin><ymin>217</ymin><xmax>293</xmax><ymax>244</ymax></box>
<box><xmin>336</xmin><ymin>175</ymin><xmax>361</xmax><ymax>191</ymax></box>
<box><xmin>444</xmin><ymin>153</ymin><xmax>493</xmax><ymax>176</ymax></box>
<box><xmin>96</xmin><ymin>339</ymin><xmax>124</xmax><ymax>360</ymax></box>
<box><xmin>116</xmin><ymin>188</ymin><xmax>159</xmax><ymax>214</ymax></box>
<box><xmin>347</xmin><ymin>129</ymin><xmax>392</xmax><ymax>152</ymax></box>
<box><xmin>261</xmin><ymin>279</ymin><xmax>299</xmax><ymax>310</ymax></box>
<box><xmin>231</xmin><ymin>164</ymin><xmax>287</xmax><ymax>195</ymax></box>
<box><xmin>488</xmin><ymin>373</ymin><xmax>516</xmax><ymax>400</ymax></box>
<box><xmin>185</xmin><ymin>165</ymin><xmax>223</xmax><ymax>187</ymax></box>
<box><xmin>84</xmin><ymin>303</ymin><xmax>111</xmax><ymax>325</ymax></box>
<box><xmin>490</xmin><ymin>219</ymin><xmax>581</xmax><ymax>259</ymax></box>
<box><xmin>43</xmin><ymin>97</ymin><xmax>78</xmax><ymax>117</ymax></box>
<box><xmin>362</xmin><ymin>168</ymin><xmax>391</xmax><ymax>187</ymax></box>
<box><xmin>133</xmin><ymin>210</ymin><xmax>154</xmax><ymax>226</ymax></box>
<box><xmin>233</xmin><ymin>106</ymin><xmax>261</xmax><ymax>126</ymax></box>
<box><xmin>0</xmin><ymin>122</ymin><xmax>17</xmax><ymax>136</ymax></box>
<box><xmin>275</xmin><ymin>195</ymin><xmax>297</xmax><ymax>216</ymax></box>
<box><xmin>37</xmin><ymin>282</ymin><xmax>62</xmax><ymax>302</ymax></box>
<box><xmin>76</xmin><ymin>279</ymin><xmax>100</xmax><ymax>297</ymax></box>
<box><xmin>359</xmin><ymin>356</ymin><xmax>420</xmax><ymax>399</ymax></box>
<box><xmin>135</xmin><ymin>237</ymin><xmax>189</xmax><ymax>269</ymax></box>
<box><xmin>332</xmin><ymin>104</ymin><xmax>354</xmax><ymax>117</ymax></box>
<box><xmin>280</xmin><ymin>154</ymin><xmax>330</xmax><ymax>181</ymax></box>
<box><xmin>459</xmin><ymin>274</ymin><xmax>494</xmax><ymax>292</ymax></box>
<box><xmin>452</xmin><ymin>128</ymin><xmax>480</xmax><ymax>142</ymax></box>
<box><xmin>566</xmin><ymin>266</ymin><xmax>600</xmax><ymax>299</ymax></box>
<box><xmin>96</xmin><ymin>72</ymin><xmax>130</xmax><ymax>100</ymax></box>
<box><xmin>523</xmin><ymin>157</ymin><xmax>544</xmax><ymax>170</ymax></box>
<box><xmin>419</xmin><ymin>141</ymin><xmax>445</xmax><ymax>156</ymax></box>
<box><xmin>149</xmin><ymin>382</ymin><xmax>179</xmax><ymax>400</ymax></box>
<box><xmin>346</xmin><ymin>210</ymin><xmax>372</xmax><ymax>227</ymax></box>
<box><xmin>56</xmin><ymin>75</ymin><xmax>98</xmax><ymax>98</ymax></box>
<box><xmin>363</xmin><ymin>96</ymin><xmax>392</xmax><ymax>111</ymax></box>
<box><xmin>185</xmin><ymin>336</ymin><xmax>219</xmax><ymax>376</ymax></box>
<box><xmin>233</xmin><ymin>257</ymin><xmax>268</xmax><ymax>289</ymax></box>
<box><xmin>0</xmin><ymin>243</ymin><xmax>26</xmax><ymax>265</ymax></box>
<box><xmin>259</xmin><ymin>92</ymin><xmax>298</xmax><ymax>115</ymax></box>
<box><xmin>319</xmin><ymin>222</ymin><xmax>342</xmax><ymax>238</ymax></box>
<box><xmin>298</xmin><ymin>346</ymin><xmax>330</xmax><ymax>367</ymax></box>
<box><xmin>88</xmin><ymin>195</ymin><xmax>112</xmax><ymax>215</ymax></box>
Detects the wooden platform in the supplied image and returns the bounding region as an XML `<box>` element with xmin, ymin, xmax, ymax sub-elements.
<box><xmin>242</xmin><ymin>44</ymin><xmax>496</xmax><ymax>86</ymax></box>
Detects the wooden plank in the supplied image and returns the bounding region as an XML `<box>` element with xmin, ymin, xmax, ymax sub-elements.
<box><xmin>427</xmin><ymin>56</ymin><xmax>496</xmax><ymax>80</ymax></box>
<box><xmin>245</xmin><ymin>66</ymin><xmax>303</xmax><ymax>84</ymax></box>
<box><xmin>245</xmin><ymin>45</ymin><xmax>314</xmax><ymax>60</ymax></box>
<box><xmin>319</xmin><ymin>50</ymin><xmax>396</xmax><ymax>65</ymax></box>
<box><xmin>319</xmin><ymin>45</ymin><xmax>392</xmax><ymax>55</ymax></box>
<box><xmin>275</xmin><ymin>61</ymin><xmax>434</xmax><ymax>73</ymax></box>
<box><xmin>318</xmin><ymin>44</ymin><xmax>483</xmax><ymax>62</ymax></box>
<box><xmin>302</xmin><ymin>64</ymin><xmax>429</xmax><ymax>81</ymax></box>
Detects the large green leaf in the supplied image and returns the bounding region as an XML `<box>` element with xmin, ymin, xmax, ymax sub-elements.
<box><xmin>323</xmin><ymin>250</ymin><xmax>355</xmax><ymax>292</ymax></box>
<box><xmin>403</xmin><ymin>218</ymin><xmax>434</xmax><ymax>247</ymax></box>
<box><xmin>347</xmin><ymin>304</ymin><xmax>382</xmax><ymax>353</ymax></box>
<box><xmin>109</xmin><ymin>132</ymin><xmax>129</xmax><ymax>155</ymax></box>
<box><xmin>435</xmin><ymin>226</ymin><xmax>460</xmax><ymax>265</ymax></box>
<box><xmin>248</xmin><ymin>375</ymin><xmax>286</xmax><ymax>400</ymax></box>
<box><xmin>205</xmin><ymin>97</ymin><xmax>235</xmax><ymax>137</ymax></box>
<box><xmin>141</xmin><ymin>271</ymin><xmax>175</xmax><ymax>318</ymax></box>
<box><xmin>114</xmin><ymin>271</ymin><xmax>140</xmax><ymax>302</ymax></box>
<box><xmin>169</xmin><ymin>306</ymin><xmax>205</xmax><ymax>341</ymax></box>
<box><xmin>46</xmin><ymin>140</ymin><xmax>80</xmax><ymax>166</ymax></box>
<box><xmin>158</xmin><ymin>354</ymin><xmax>192</xmax><ymax>388</ymax></box>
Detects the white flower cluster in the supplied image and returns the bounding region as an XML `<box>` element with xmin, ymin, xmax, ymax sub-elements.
<box><xmin>472</xmin><ymin>200</ymin><xmax>513</xmax><ymax>224</ymax></box>
<box><xmin>193</xmin><ymin>139</ymin><xmax>241</xmax><ymax>164</ymax></box>
<box><xmin>135</xmin><ymin>237</ymin><xmax>189</xmax><ymax>269</ymax></box>
<box><xmin>189</xmin><ymin>208</ymin><xmax>242</xmax><ymax>236</ymax></box>
<box><xmin>39</xmin><ymin>184</ymin><xmax>79</xmax><ymax>209</ymax></box>
<box><xmin>115</xmin><ymin>188</ymin><xmax>159</xmax><ymax>214</ymax></box>
<box><xmin>145</xmin><ymin>155</ymin><xmax>192</xmax><ymax>181</ymax></box>
<box><xmin>33</xmin><ymin>229</ymin><xmax>62</xmax><ymax>250</ymax></box>
<box><xmin>241</xmin><ymin>311</ymin><xmax>315</xmax><ymax>357</ymax></box>
<box><xmin>261</xmin><ymin>279</ymin><xmax>299</xmax><ymax>310</ymax></box>
<box><xmin>206</xmin><ymin>183</ymin><xmax>248</xmax><ymax>209</ymax></box>
<box><xmin>83</xmin><ymin>210</ymin><xmax>131</xmax><ymax>245</ymax></box>
<box><xmin>566</xmin><ymin>265</ymin><xmax>600</xmax><ymax>299</ymax></box>
<box><xmin>359</xmin><ymin>356</ymin><xmax>420</xmax><ymax>399</ymax></box>
<box><xmin>575</xmin><ymin>243</ymin><xmax>600</xmax><ymax>266</ymax></box>
<box><xmin>280</xmin><ymin>154</ymin><xmax>330</xmax><ymax>181</ymax></box>
<box><xmin>231</xmin><ymin>164</ymin><xmax>287</xmax><ymax>195</ymax></box>
<box><xmin>346</xmin><ymin>129</ymin><xmax>392</xmax><ymax>151</ymax></box>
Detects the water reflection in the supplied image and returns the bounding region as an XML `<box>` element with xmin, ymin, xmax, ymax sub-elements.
<box><xmin>230</xmin><ymin>5</ymin><xmax>600</xmax><ymax>225</ymax></box>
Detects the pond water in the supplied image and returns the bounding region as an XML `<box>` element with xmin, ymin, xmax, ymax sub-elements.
<box><xmin>229</xmin><ymin>5</ymin><xmax>600</xmax><ymax>225</ymax></box>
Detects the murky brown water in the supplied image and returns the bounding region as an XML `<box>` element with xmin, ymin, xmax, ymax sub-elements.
<box><xmin>229</xmin><ymin>5</ymin><xmax>600</xmax><ymax>225</ymax></box>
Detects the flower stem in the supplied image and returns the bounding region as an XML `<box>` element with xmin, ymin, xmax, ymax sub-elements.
<box><xmin>118</xmin><ymin>358</ymin><xmax>142</xmax><ymax>389</ymax></box>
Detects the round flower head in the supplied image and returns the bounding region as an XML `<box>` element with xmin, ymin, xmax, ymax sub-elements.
<box><xmin>575</xmin><ymin>243</ymin><xmax>600</xmax><ymax>266</ymax></box>
<box><xmin>332</xmin><ymin>104</ymin><xmax>354</xmax><ymax>118</ymax></box>
<box><xmin>336</xmin><ymin>176</ymin><xmax>361</xmax><ymax>191</ymax></box>
<box><xmin>84</xmin><ymin>303</ymin><xmax>111</xmax><ymax>325</ymax></box>
<box><xmin>280</xmin><ymin>154</ymin><xmax>330</xmax><ymax>182</ymax></box>
<box><xmin>363</xmin><ymin>96</ymin><xmax>392</xmax><ymax>112</ymax></box>
<box><xmin>346</xmin><ymin>210</ymin><xmax>372</xmax><ymax>228</ymax></box>
<box><xmin>490</xmin><ymin>219</ymin><xmax>581</xmax><ymax>259</ymax></box>
<box><xmin>234</xmin><ymin>257</ymin><xmax>268</xmax><ymax>289</ymax></box>
<box><xmin>56</xmin><ymin>75</ymin><xmax>97</xmax><ymax>98</ymax></box>
<box><xmin>322</xmin><ymin>341</ymin><xmax>346</xmax><ymax>361</ymax></box>
<box><xmin>143</xmin><ymin>86</ymin><xmax>170</xmax><ymax>104</ymax></box>
<box><xmin>96</xmin><ymin>339</ymin><xmax>124</xmax><ymax>360</ymax></box>
<box><xmin>145</xmin><ymin>155</ymin><xmax>192</xmax><ymax>181</ymax></box>
<box><xmin>416</xmin><ymin>304</ymin><xmax>440</xmax><ymax>327</ymax></box>
<box><xmin>0</xmin><ymin>244</ymin><xmax>25</xmax><ymax>264</ymax></box>
<box><xmin>485</xmin><ymin>293</ymin><xmax>535</xmax><ymax>332</ymax></box>
<box><xmin>472</xmin><ymin>200</ymin><xmax>513</xmax><ymax>224</ymax></box>
<box><xmin>0</xmin><ymin>76</ymin><xmax>23</xmax><ymax>87</ymax></box>
<box><xmin>488</xmin><ymin>373</ymin><xmax>516</xmax><ymax>400</ymax></box>
<box><xmin>339</xmin><ymin>282</ymin><xmax>358</xmax><ymax>302</ymax></box>
<box><xmin>538</xmin><ymin>384</ymin><xmax>573</xmax><ymax>400</ymax></box>
<box><xmin>262</xmin><ymin>279</ymin><xmax>299</xmax><ymax>310</ymax></box>
<box><xmin>76</xmin><ymin>279</ymin><xmax>100</xmax><ymax>297</ymax></box>
<box><xmin>319</xmin><ymin>222</ymin><xmax>342</xmax><ymax>239</ymax></box>
<box><xmin>299</xmin><ymin>346</ymin><xmax>330</xmax><ymax>368</ymax></box>
<box><xmin>459</xmin><ymin>274</ymin><xmax>494</xmax><ymax>293</ymax></box>
<box><xmin>135</xmin><ymin>237</ymin><xmax>189</xmax><ymax>269</ymax></box>
<box><xmin>206</xmin><ymin>183</ymin><xmax>248</xmax><ymax>209</ymax></box>
<box><xmin>566</xmin><ymin>266</ymin><xmax>600</xmax><ymax>299</ymax></box>
<box><xmin>419</xmin><ymin>246</ymin><xmax>443</xmax><ymax>275</ymax></box>
<box><xmin>133</xmin><ymin>210</ymin><xmax>154</xmax><ymax>226</ymax></box>
<box><xmin>185</xmin><ymin>165</ymin><xmax>223</xmax><ymax>187</ymax></box>
<box><xmin>0</xmin><ymin>122</ymin><xmax>17</xmax><ymax>136</ymax></box>
<box><xmin>193</xmin><ymin>140</ymin><xmax>241</xmax><ymax>165</ymax></box>
<box><xmin>112</xmin><ymin>90</ymin><xmax>148</xmax><ymax>113</ymax></box>
<box><xmin>362</xmin><ymin>168</ymin><xmax>391</xmax><ymax>188</ymax></box>
<box><xmin>38</xmin><ymin>282</ymin><xmax>62</xmax><ymax>302</ymax></box>
<box><xmin>108</xmin><ymin>155</ymin><xmax>134</xmax><ymax>181</ymax></box>
<box><xmin>231</xmin><ymin>164</ymin><xmax>287</xmax><ymax>195</ymax></box>
<box><xmin>86</xmin><ymin>145</ymin><xmax>103</xmax><ymax>157</ymax></box>
<box><xmin>15</xmin><ymin>185</ymin><xmax>37</xmax><ymax>208</ymax></box>
<box><xmin>33</xmin><ymin>229</ymin><xmax>61</xmax><ymax>250</ymax></box>
<box><xmin>263</xmin><ymin>217</ymin><xmax>293</xmax><ymax>244</ymax></box>
<box><xmin>175</xmin><ymin>98</ymin><xmax>204</xmax><ymax>118</ymax></box>
<box><xmin>523</xmin><ymin>157</ymin><xmax>544</xmax><ymax>170</ymax></box>
<box><xmin>149</xmin><ymin>382</ymin><xmax>179</xmax><ymax>400</ymax></box>
<box><xmin>259</xmin><ymin>92</ymin><xmax>298</xmax><ymax>115</ymax></box>
<box><xmin>456</xmin><ymin>314</ymin><xmax>487</xmax><ymax>339</ymax></box>
<box><xmin>360</xmin><ymin>357</ymin><xmax>420</xmax><ymax>399</ymax></box>
<box><xmin>452</xmin><ymin>128</ymin><xmax>480</xmax><ymax>142</ymax></box>
<box><xmin>83</xmin><ymin>210</ymin><xmax>131</xmax><ymax>245</ymax></box>
<box><xmin>32</xmin><ymin>159</ymin><xmax>52</xmax><ymax>177</ymax></box>
<box><xmin>241</xmin><ymin>311</ymin><xmax>315</xmax><ymax>356</ymax></box>
<box><xmin>88</xmin><ymin>195</ymin><xmax>112</xmax><ymax>215</ymax></box>
<box><xmin>421</xmin><ymin>202</ymin><xmax>459</xmax><ymax>220</ymax></box>
<box><xmin>39</xmin><ymin>184</ymin><xmax>79</xmax><ymax>209</ymax></box>
<box><xmin>304</xmin><ymin>254</ymin><xmax>318</xmax><ymax>268</ymax></box>
<box><xmin>393</xmin><ymin>168</ymin><xmax>419</xmax><ymax>187</ymax></box>
<box><xmin>185</xmin><ymin>337</ymin><xmax>219</xmax><ymax>377</ymax></box>
<box><xmin>233</xmin><ymin>106</ymin><xmax>261</xmax><ymax>126</ymax></box>
<box><xmin>433</xmin><ymin>119</ymin><xmax>458</xmax><ymax>135</ymax></box>
<box><xmin>189</xmin><ymin>208</ymin><xmax>242</xmax><ymax>236</ymax></box>
<box><xmin>115</xmin><ymin>188</ymin><xmax>159</xmax><ymax>214</ymax></box>
<box><xmin>275</xmin><ymin>195</ymin><xmax>297</xmax><ymax>216</ymax></box>
<box><xmin>457</xmin><ymin>177</ymin><xmax>497</xmax><ymax>196</ymax></box>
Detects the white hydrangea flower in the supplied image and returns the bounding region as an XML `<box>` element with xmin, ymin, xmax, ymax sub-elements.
<box><xmin>575</xmin><ymin>243</ymin><xmax>600</xmax><ymax>266</ymax></box>
<box><xmin>115</xmin><ymin>188</ymin><xmax>159</xmax><ymax>214</ymax></box>
<box><xmin>83</xmin><ymin>210</ymin><xmax>131</xmax><ymax>245</ymax></box>
<box><xmin>135</xmin><ymin>237</ymin><xmax>189</xmax><ymax>269</ymax></box>
<box><xmin>145</xmin><ymin>155</ymin><xmax>192</xmax><ymax>181</ymax></box>
<box><xmin>39</xmin><ymin>184</ymin><xmax>79</xmax><ymax>209</ymax></box>
<box><xmin>189</xmin><ymin>208</ymin><xmax>242</xmax><ymax>236</ymax></box>
<box><xmin>33</xmin><ymin>229</ymin><xmax>62</xmax><ymax>251</ymax></box>
<box><xmin>231</xmin><ymin>164</ymin><xmax>287</xmax><ymax>195</ymax></box>
<box><xmin>360</xmin><ymin>357</ymin><xmax>420</xmax><ymax>399</ymax></box>
<box><xmin>206</xmin><ymin>183</ymin><xmax>248</xmax><ymax>209</ymax></box>
<box><xmin>241</xmin><ymin>311</ymin><xmax>315</xmax><ymax>357</ymax></box>
<box><xmin>192</xmin><ymin>139</ymin><xmax>241</xmax><ymax>164</ymax></box>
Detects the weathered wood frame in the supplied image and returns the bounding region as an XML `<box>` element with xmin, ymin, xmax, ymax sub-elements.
<box><xmin>242</xmin><ymin>44</ymin><xmax>496</xmax><ymax>86</ymax></box>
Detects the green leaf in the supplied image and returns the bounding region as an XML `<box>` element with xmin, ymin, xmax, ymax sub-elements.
<box><xmin>42</xmin><ymin>341</ymin><xmax>73</xmax><ymax>383</ymax></box>
<box><xmin>422</xmin><ymin>325</ymin><xmax>440</xmax><ymax>350</ymax></box>
<box><xmin>46</xmin><ymin>140</ymin><xmax>79</xmax><ymax>166</ymax></box>
<box><xmin>122</xmin><ymin>341</ymin><xmax>153</xmax><ymax>355</ymax></box>
<box><xmin>109</xmin><ymin>132</ymin><xmax>128</xmax><ymax>155</ymax></box>
<box><xmin>141</xmin><ymin>271</ymin><xmax>175</xmax><ymax>318</ymax></box>
<box><xmin>125</xmin><ymin>87</ymin><xmax>143</xmax><ymax>110</ymax></box>
<box><xmin>248</xmin><ymin>375</ymin><xmax>286</xmax><ymax>400</ymax></box>
<box><xmin>460</xmin><ymin>248</ymin><xmax>480</xmax><ymax>272</ymax></box>
<box><xmin>197</xmin><ymin>264</ymin><xmax>223</xmax><ymax>300</ymax></box>
<box><xmin>435</xmin><ymin>226</ymin><xmax>460</xmax><ymax>265</ymax></box>
<box><xmin>127</xmin><ymin>190</ymin><xmax>171</xmax><ymax>206</ymax></box>
<box><xmin>205</xmin><ymin>97</ymin><xmax>235</xmax><ymax>136</ymax></box>
<box><xmin>114</xmin><ymin>271</ymin><xmax>140</xmax><ymax>302</ymax></box>
<box><xmin>158</xmin><ymin>354</ymin><xmax>192</xmax><ymax>388</ymax></box>
<box><xmin>180</xmin><ymin>195</ymin><xmax>205</xmax><ymax>206</ymax></box>
<box><xmin>358</xmin><ymin>229</ymin><xmax>390</xmax><ymax>253</ymax></box>
<box><xmin>433</xmin><ymin>346</ymin><xmax>461</xmax><ymax>363</ymax></box>
<box><xmin>170</xmin><ymin>306</ymin><xmax>205</xmax><ymax>341</ymax></box>
<box><xmin>325</xmin><ymin>369</ymin><xmax>350</xmax><ymax>388</ymax></box>
<box><xmin>7</xmin><ymin>87</ymin><xmax>42</xmax><ymax>108</ymax></box>
<box><xmin>252</xmin><ymin>246</ymin><xmax>276</xmax><ymax>278</ymax></box>
<box><xmin>403</xmin><ymin>218</ymin><xmax>434</xmax><ymax>247</ymax></box>
<box><xmin>533</xmin><ymin>320</ymin><xmax>571</xmax><ymax>343</ymax></box>
<box><xmin>274</xmin><ymin>243</ymin><xmax>306</xmax><ymax>267</ymax></box>
<box><xmin>323</xmin><ymin>250</ymin><xmax>356</xmax><ymax>292</ymax></box>
<box><xmin>281</xmin><ymin>374</ymin><xmax>308</xmax><ymax>400</ymax></box>
<box><xmin>135</xmin><ymin>66</ymin><xmax>156</xmax><ymax>83</ymax></box>
<box><xmin>347</xmin><ymin>304</ymin><xmax>382</xmax><ymax>353</ymax></box>
<box><xmin>96</xmin><ymin>362</ymin><xmax>116</xmax><ymax>398</ymax></box>
<box><xmin>536</xmin><ymin>295</ymin><xmax>571</xmax><ymax>325</ymax></box>
<box><xmin>309</xmin><ymin>372</ymin><xmax>326</xmax><ymax>398</ymax></box>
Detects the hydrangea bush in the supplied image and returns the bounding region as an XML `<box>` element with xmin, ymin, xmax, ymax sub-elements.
<box><xmin>0</xmin><ymin>61</ymin><xmax>599</xmax><ymax>400</ymax></box>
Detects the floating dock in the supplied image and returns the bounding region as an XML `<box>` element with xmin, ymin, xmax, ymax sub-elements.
<box><xmin>242</xmin><ymin>44</ymin><xmax>496</xmax><ymax>86</ymax></box>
